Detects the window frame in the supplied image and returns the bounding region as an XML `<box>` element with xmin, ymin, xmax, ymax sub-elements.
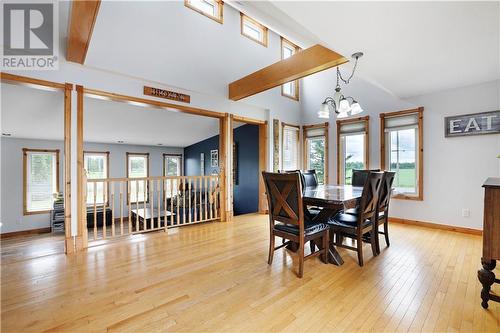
<box><xmin>380</xmin><ymin>107</ymin><xmax>424</xmax><ymax>201</ymax></box>
<box><xmin>281</xmin><ymin>122</ymin><xmax>300</xmax><ymax>171</ymax></box>
<box><xmin>163</xmin><ymin>153</ymin><xmax>183</xmax><ymax>177</ymax></box>
<box><xmin>336</xmin><ymin>116</ymin><xmax>370</xmax><ymax>185</ymax></box>
<box><xmin>240</xmin><ymin>13</ymin><xmax>268</xmax><ymax>47</ymax></box>
<box><xmin>23</xmin><ymin>148</ymin><xmax>60</xmax><ymax>215</ymax></box>
<box><xmin>84</xmin><ymin>151</ymin><xmax>110</xmax><ymax>206</ymax></box>
<box><xmin>303</xmin><ymin>122</ymin><xmax>329</xmax><ymax>184</ymax></box>
<box><xmin>281</xmin><ymin>37</ymin><xmax>300</xmax><ymax>101</ymax></box>
<box><xmin>184</xmin><ymin>0</ymin><xmax>223</xmax><ymax>24</ymax></box>
<box><xmin>126</xmin><ymin>152</ymin><xmax>150</xmax><ymax>204</ymax></box>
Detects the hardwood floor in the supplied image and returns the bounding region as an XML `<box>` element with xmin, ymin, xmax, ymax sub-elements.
<box><xmin>1</xmin><ymin>213</ymin><xmax>499</xmax><ymax>332</ymax></box>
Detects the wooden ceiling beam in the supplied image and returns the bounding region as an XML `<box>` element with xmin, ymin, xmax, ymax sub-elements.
<box><xmin>66</xmin><ymin>0</ymin><xmax>101</xmax><ymax>64</ymax></box>
<box><xmin>228</xmin><ymin>44</ymin><xmax>348</xmax><ymax>101</ymax></box>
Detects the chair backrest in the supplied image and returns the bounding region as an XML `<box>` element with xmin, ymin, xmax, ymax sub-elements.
<box><xmin>358</xmin><ymin>171</ymin><xmax>384</xmax><ymax>222</ymax></box>
<box><xmin>352</xmin><ymin>169</ymin><xmax>381</xmax><ymax>187</ymax></box>
<box><xmin>262</xmin><ymin>172</ymin><xmax>304</xmax><ymax>227</ymax></box>
<box><xmin>280</xmin><ymin>170</ymin><xmax>306</xmax><ymax>192</ymax></box>
<box><xmin>378</xmin><ymin>171</ymin><xmax>396</xmax><ymax>212</ymax></box>
<box><xmin>301</xmin><ymin>170</ymin><xmax>318</xmax><ymax>187</ymax></box>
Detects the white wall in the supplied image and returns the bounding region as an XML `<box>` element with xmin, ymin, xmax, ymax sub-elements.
<box><xmin>0</xmin><ymin>137</ymin><xmax>182</xmax><ymax>233</ymax></box>
<box><xmin>391</xmin><ymin>80</ymin><xmax>500</xmax><ymax>230</ymax></box>
<box><xmin>301</xmin><ymin>74</ymin><xmax>500</xmax><ymax>230</ymax></box>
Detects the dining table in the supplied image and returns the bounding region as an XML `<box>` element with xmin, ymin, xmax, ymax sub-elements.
<box><xmin>302</xmin><ymin>184</ymin><xmax>364</xmax><ymax>266</ymax></box>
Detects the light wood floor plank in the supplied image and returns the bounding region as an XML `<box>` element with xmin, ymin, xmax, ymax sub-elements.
<box><xmin>1</xmin><ymin>213</ymin><xmax>499</xmax><ymax>332</ymax></box>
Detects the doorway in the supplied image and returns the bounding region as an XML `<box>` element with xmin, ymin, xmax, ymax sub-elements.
<box><xmin>229</xmin><ymin>115</ymin><xmax>267</xmax><ymax>217</ymax></box>
<box><xmin>1</xmin><ymin>74</ymin><xmax>72</xmax><ymax>255</ymax></box>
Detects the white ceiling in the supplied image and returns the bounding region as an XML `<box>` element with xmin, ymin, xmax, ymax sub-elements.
<box><xmin>265</xmin><ymin>1</ymin><xmax>500</xmax><ymax>98</ymax></box>
<box><xmin>1</xmin><ymin>83</ymin><xmax>220</xmax><ymax>147</ymax></box>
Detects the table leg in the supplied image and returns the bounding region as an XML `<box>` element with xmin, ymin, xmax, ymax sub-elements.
<box><xmin>328</xmin><ymin>244</ymin><xmax>344</xmax><ymax>266</ymax></box>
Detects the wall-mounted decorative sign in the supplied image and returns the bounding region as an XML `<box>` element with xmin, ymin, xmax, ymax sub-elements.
<box><xmin>144</xmin><ymin>86</ymin><xmax>191</xmax><ymax>103</ymax></box>
<box><xmin>210</xmin><ymin>149</ymin><xmax>219</xmax><ymax>167</ymax></box>
<box><xmin>445</xmin><ymin>110</ymin><xmax>499</xmax><ymax>137</ymax></box>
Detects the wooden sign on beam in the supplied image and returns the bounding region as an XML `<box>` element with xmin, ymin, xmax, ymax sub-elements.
<box><xmin>228</xmin><ymin>44</ymin><xmax>348</xmax><ymax>101</ymax></box>
<box><xmin>144</xmin><ymin>86</ymin><xmax>191</xmax><ymax>103</ymax></box>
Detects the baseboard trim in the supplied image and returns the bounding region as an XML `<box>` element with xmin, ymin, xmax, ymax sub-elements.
<box><xmin>389</xmin><ymin>217</ymin><xmax>482</xmax><ymax>236</ymax></box>
<box><xmin>0</xmin><ymin>227</ymin><xmax>52</xmax><ymax>239</ymax></box>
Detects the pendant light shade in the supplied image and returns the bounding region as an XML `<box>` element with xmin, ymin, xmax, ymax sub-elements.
<box><xmin>338</xmin><ymin>98</ymin><xmax>351</xmax><ymax>114</ymax></box>
<box><xmin>317</xmin><ymin>102</ymin><xmax>330</xmax><ymax>119</ymax></box>
<box><xmin>350</xmin><ymin>101</ymin><xmax>363</xmax><ymax>115</ymax></box>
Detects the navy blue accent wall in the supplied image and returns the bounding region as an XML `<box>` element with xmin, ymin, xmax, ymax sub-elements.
<box><xmin>233</xmin><ymin>124</ymin><xmax>259</xmax><ymax>215</ymax></box>
<box><xmin>183</xmin><ymin>124</ymin><xmax>259</xmax><ymax>215</ymax></box>
<box><xmin>184</xmin><ymin>135</ymin><xmax>219</xmax><ymax>176</ymax></box>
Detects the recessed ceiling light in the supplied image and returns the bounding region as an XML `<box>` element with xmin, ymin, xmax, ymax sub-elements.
<box><xmin>157</xmin><ymin>143</ymin><xmax>163</xmax><ymax>146</ymax></box>
<box><xmin>117</xmin><ymin>140</ymin><xmax>124</xmax><ymax>144</ymax></box>
<box><xmin>2</xmin><ymin>133</ymin><xmax>11</xmax><ymax>137</ymax></box>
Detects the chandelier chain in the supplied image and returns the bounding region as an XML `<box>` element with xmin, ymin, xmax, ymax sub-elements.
<box><xmin>337</xmin><ymin>55</ymin><xmax>359</xmax><ymax>85</ymax></box>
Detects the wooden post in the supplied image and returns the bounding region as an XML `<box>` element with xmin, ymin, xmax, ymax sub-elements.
<box><xmin>63</xmin><ymin>83</ymin><xmax>75</xmax><ymax>253</ymax></box>
<box><xmin>75</xmin><ymin>85</ymin><xmax>86</xmax><ymax>251</ymax></box>
<box><xmin>219</xmin><ymin>114</ymin><xmax>228</xmax><ymax>221</ymax></box>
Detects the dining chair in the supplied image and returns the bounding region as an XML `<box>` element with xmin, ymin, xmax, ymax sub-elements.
<box><xmin>374</xmin><ymin>171</ymin><xmax>396</xmax><ymax>254</ymax></box>
<box><xmin>345</xmin><ymin>169</ymin><xmax>381</xmax><ymax>215</ymax></box>
<box><xmin>328</xmin><ymin>171</ymin><xmax>383</xmax><ymax>266</ymax></box>
<box><xmin>262</xmin><ymin>171</ymin><xmax>329</xmax><ymax>278</ymax></box>
<box><xmin>302</xmin><ymin>170</ymin><xmax>318</xmax><ymax>187</ymax></box>
<box><xmin>351</xmin><ymin>169</ymin><xmax>381</xmax><ymax>187</ymax></box>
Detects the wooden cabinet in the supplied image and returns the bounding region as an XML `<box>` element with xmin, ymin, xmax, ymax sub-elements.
<box><xmin>478</xmin><ymin>177</ymin><xmax>500</xmax><ymax>308</ymax></box>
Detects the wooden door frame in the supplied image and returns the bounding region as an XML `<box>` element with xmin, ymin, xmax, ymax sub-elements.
<box><xmin>229</xmin><ymin>115</ymin><xmax>268</xmax><ymax>216</ymax></box>
<box><xmin>0</xmin><ymin>73</ymin><xmax>75</xmax><ymax>253</ymax></box>
<box><xmin>75</xmin><ymin>87</ymin><xmax>229</xmax><ymax>250</ymax></box>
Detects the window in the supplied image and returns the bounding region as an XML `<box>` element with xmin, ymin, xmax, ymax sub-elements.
<box><xmin>84</xmin><ymin>151</ymin><xmax>109</xmax><ymax>205</ymax></box>
<box><xmin>164</xmin><ymin>154</ymin><xmax>183</xmax><ymax>198</ymax></box>
<box><xmin>240</xmin><ymin>13</ymin><xmax>268</xmax><ymax>47</ymax></box>
<box><xmin>185</xmin><ymin>0</ymin><xmax>223</xmax><ymax>24</ymax></box>
<box><xmin>281</xmin><ymin>123</ymin><xmax>300</xmax><ymax>170</ymax></box>
<box><xmin>23</xmin><ymin>149</ymin><xmax>59</xmax><ymax>215</ymax></box>
<box><xmin>380</xmin><ymin>107</ymin><xmax>423</xmax><ymax>200</ymax></box>
<box><xmin>337</xmin><ymin>117</ymin><xmax>369</xmax><ymax>185</ymax></box>
<box><xmin>127</xmin><ymin>153</ymin><xmax>149</xmax><ymax>203</ymax></box>
<box><xmin>303</xmin><ymin>123</ymin><xmax>329</xmax><ymax>184</ymax></box>
<box><xmin>281</xmin><ymin>37</ymin><xmax>300</xmax><ymax>101</ymax></box>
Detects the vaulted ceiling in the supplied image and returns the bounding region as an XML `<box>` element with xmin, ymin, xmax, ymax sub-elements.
<box><xmin>243</xmin><ymin>1</ymin><xmax>500</xmax><ymax>98</ymax></box>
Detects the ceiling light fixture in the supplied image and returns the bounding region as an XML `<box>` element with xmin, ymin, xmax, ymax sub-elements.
<box><xmin>2</xmin><ymin>133</ymin><xmax>12</xmax><ymax>137</ymax></box>
<box><xmin>117</xmin><ymin>140</ymin><xmax>124</xmax><ymax>144</ymax></box>
<box><xmin>318</xmin><ymin>52</ymin><xmax>364</xmax><ymax>119</ymax></box>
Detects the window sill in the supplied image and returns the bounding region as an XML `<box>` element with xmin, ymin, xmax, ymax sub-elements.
<box><xmin>281</xmin><ymin>91</ymin><xmax>299</xmax><ymax>101</ymax></box>
<box><xmin>23</xmin><ymin>209</ymin><xmax>51</xmax><ymax>216</ymax></box>
<box><xmin>392</xmin><ymin>193</ymin><xmax>423</xmax><ymax>201</ymax></box>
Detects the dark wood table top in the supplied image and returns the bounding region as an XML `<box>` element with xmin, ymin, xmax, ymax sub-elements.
<box><xmin>303</xmin><ymin>184</ymin><xmax>364</xmax><ymax>209</ymax></box>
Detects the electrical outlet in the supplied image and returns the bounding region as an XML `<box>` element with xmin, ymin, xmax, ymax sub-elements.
<box><xmin>462</xmin><ymin>208</ymin><xmax>470</xmax><ymax>218</ymax></box>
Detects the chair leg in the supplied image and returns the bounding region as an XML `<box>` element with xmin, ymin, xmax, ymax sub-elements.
<box><xmin>268</xmin><ymin>234</ymin><xmax>275</xmax><ymax>265</ymax></box>
<box><xmin>357</xmin><ymin>233</ymin><xmax>364</xmax><ymax>267</ymax></box>
<box><xmin>370</xmin><ymin>229</ymin><xmax>378</xmax><ymax>257</ymax></box>
<box><xmin>384</xmin><ymin>219</ymin><xmax>390</xmax><ymax>247</ymax></box>
<box><xmin>375</xmin><ymin>224</ymin><xmax>381</xmax><ymax>254</ymax></box>
<box><xmin>298</xmin><ymin>243</ymin><xmax>304</xmax><ymax>278</ymax></box>
<box><xmin>336</xmin><ymin>232</ymin><xmax>344</xmax><ymax>246</ymax></box>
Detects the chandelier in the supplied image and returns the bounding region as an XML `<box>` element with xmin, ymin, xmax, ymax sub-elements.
<box><xmin>318</xmin><ymin>52</ymin><xmax>364</xmax><ymax>119</ymax></box>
